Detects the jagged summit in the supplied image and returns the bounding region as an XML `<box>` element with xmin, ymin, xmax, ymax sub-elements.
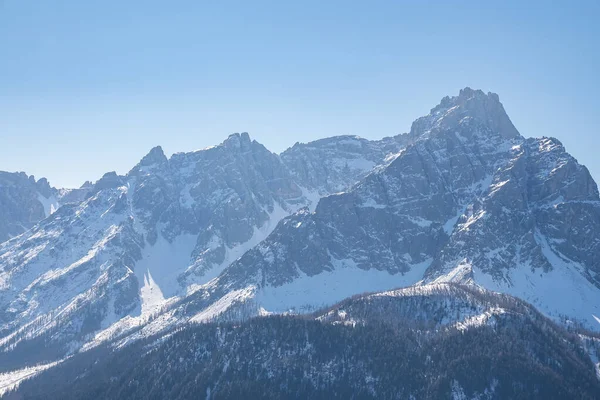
<box><xmin>139</xmin><ymin>145</ymin><xmax>167</xmax><ymax>167</ymax></box>
<box><xmin>0</xmin><ymin>171</ymin><xmax>60</xmax><ymax>242</ymax></box>
<box><xmin>92</xmin><ymin>171</ymin><xmax>126</xmax><ymax>191</ymax></box>
<box><xmin>286</xmin><ymin>134</ymin><xmax>364</xmax><ymax>149</ymax></box>
<box><xmin>127</xmin><ymin>146</ymin><xmax>169</xmax><ymax>178</ymax></box>
<box><xmin>33</xmin><ymin>177</ymin><xmax>53</xmax><ymax>198</ymax></box>
<box><xmin>222</xmin><ymin>131</ymin><xmax>252</xmax><ymax>150</ymax></box>
<box><xmin>135</xmin><ymin>133</ymin><xmax>255</xmax><ymax>171</ymax></box>
<box><xmin>410</xmin><ymin>87</ymin><xmax>520</xmax><ymax>140</ymax></box>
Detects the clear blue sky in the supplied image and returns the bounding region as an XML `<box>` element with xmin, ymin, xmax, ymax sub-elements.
<box><xmin>1</xmin><ymin>1</ymin><xmax>598</xmax><ymax>188</ymax></box>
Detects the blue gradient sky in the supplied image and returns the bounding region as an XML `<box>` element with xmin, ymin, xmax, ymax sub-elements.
<box><xmin>1</xmin><ymin>1</ymin><xmax>598</xmax><ymax>188</ymax></box>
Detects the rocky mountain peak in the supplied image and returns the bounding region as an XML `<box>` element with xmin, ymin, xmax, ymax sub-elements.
<box><xmin>35</xmin><ymin>177</ymin><xmax>53</xmax><ymax>198</ymax></box>
<box><xmin>92</xmin><ymin>171</ymin><xmax>126</xmax><ymax>192</ymax></box>
<box><xmin>223</xmin><ymin>132</ymin><xmax>252</xmax><ymax>151</ymax></box>
<box><xmin>410</xmin><ymin>87</ymin><xmax>520</xmax><ymax>140</ymax></box>
<box><xmin>0</xmin><ymin>171</ymin><xmax>58</xmax><ymax>242</ymax></box>
<box><xmin>139</xmin><ymin>145</ymin><xmax>167</xmax><ymax>167</ymax></box>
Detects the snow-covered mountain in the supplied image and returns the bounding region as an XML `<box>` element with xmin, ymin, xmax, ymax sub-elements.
<box><xmin>156</xmin><ymin>88</ymin><xmax>600</xmax><ymax>332</ymax></box>
<box><xmin>0</xmin><ymin>131</ymin><xmax>408</xmax><ymax>372</ymax></box>
<box><xmin>1</xmin><ymin>87</ymin><xmax>599</xmax><ymax>383</ymax></box>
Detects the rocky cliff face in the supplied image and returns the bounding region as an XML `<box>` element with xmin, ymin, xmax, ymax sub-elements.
<box><xmin>280</xmin><ymin>134</ymin><xmax>409</xmax><ymax>194</ymax></box>
<box><xmin>0</xmin><ymin>172</ymin><xmax>60</xmax><ymax>243</ymax></box>
<box><xmin>0</xmin><ymin>172</ymin><xmax>94</xmax><ymax>245</ymax></box>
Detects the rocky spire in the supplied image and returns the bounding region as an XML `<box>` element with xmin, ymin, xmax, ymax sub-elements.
<box><xmin>139</xmin><ymin>145</ymin><xmax>168</xmax><ymax>167</ymax></box>
<box><xmin>222</xmin><ymin>132</ymin><xmax>252</xmax><ymax>151</ymax></box>
<box><xmin>410</xmin><ymin>87</ymin><xmax>520</xmax><ymax>140</ymax></box>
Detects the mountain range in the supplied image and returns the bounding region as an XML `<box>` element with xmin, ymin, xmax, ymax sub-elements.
<box><xmin>1</xmin><ymin>87</ymin><xmax>599</xmax><ymax>397</ymax></box>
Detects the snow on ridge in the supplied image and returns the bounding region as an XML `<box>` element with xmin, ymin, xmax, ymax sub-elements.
<box><xmin>369</xmin><ymin>281</ymin><xmax>479</xmax><ymax>300</ymax></box>
<box><xmin>0</xmin><ymin>360</ymin><xmax>62</xmax><ymax>396</ymax></box>
<box><xmin>190</xmin><ymin>287</ymin><xmax>256</xmax><ymax>323</ymax></box>
<box><xmin>453</xmin><ymin>307</ymin><xmax>507</xmax><ymax>332</ymax></box>
<box><xmin>431</xmin><ymin>262</ymin><xmax>473</xmax><ymax>284</ymax></box>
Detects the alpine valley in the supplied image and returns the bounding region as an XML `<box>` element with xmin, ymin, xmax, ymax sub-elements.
<box><xmin>1</xmin><ymin>88</ymin><xmax>599</xmax><ymax>399</ymax></box>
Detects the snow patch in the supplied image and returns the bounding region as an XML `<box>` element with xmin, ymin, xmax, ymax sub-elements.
<box><xmin>134</xmin><ymin>234</ymin><xmax>197</xmax><ymax>316</ymax></box>
<box><xmin>254</xmin><ymin>258</ymin><xmax>432</xmax><ymax>313</ymax></box>
<box><xmin>37</xmin><ymin>193</ymin><xmax>59</xmax><ymax>217</ymax></box>
<box><xmin>299</xmin><ymin>186</ymin><xmax>322</xmax><ymax>212</ymax></box>
<box><xmin>360</xmin><ymin>198</ymin><xmax>387</xmax><ymax>209</ymax></box>
<box><xmin>472</xmin><ymin>231</ymin><xmax>600</xmax><ymax>330</ymax></box>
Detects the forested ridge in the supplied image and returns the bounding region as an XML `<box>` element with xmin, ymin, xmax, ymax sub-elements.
<box><xmin>10</xmin><ymin>285</ymin><xmax>600</xmax><ymax>400</ymax></box>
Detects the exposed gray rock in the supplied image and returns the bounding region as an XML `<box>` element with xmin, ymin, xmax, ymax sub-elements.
<box><xmin>0</xmin><ymin>172</ymin><xmax>57</xmax><ymax>243</ymax></box>
<box><xmin>280</xmin><ymin>134</ymin><xmax>409</xmax><ymax>194</ymax></box>
<box><xmin>56</xmin><ymin>181</ymin><xmax>94</xmax><ymax>205</ymax></box>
